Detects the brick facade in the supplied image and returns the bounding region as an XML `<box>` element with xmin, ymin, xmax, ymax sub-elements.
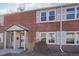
<box><xmin>1</xmin><ymin>3</ymin><xmax>79</xmax><ymax>52</ymax></box>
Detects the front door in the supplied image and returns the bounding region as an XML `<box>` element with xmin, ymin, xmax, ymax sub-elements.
<box><xmin>20</xmin><ymin>33</ymin><xmax>24</xmax><ymax>48</ymax></box>
<box><xmin>10</xmin><ymin>31</ymin><xmax>20</xmax><ymax>49</ymax></box>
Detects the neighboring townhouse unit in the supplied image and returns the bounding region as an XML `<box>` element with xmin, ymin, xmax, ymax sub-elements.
<box><xmin>0</xmin><ymin>3</ymin><xmax>79</xmax><ymax>52</ymax></box>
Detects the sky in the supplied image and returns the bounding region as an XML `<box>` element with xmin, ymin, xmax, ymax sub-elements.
<box><xmin>0</xmin><ymin>3</ymin><xmax>66</xmax><ymax>14</ymax></box>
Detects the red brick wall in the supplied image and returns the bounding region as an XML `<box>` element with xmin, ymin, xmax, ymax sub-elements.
<box><xmin>62</xmin><ymin>20</ymin><xmax>79</xmax><ymax>31</ymax></box>
<box><xmin>4</xmin><ymin>10</ymin><xmax>79</xmax><ymax>50</ymax></box>
<box><xmin>4</xmin><ymin>11</ymin><xmax>61</xmax><ymax>50</ymax></box>
<box><xmin>4</xmin><ymin>11</ymin><xmax>60</xmax><ymax>41</ymax></box>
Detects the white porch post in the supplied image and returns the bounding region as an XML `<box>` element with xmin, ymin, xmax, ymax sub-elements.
<box><xmin>4</xmin><ymin>31</ymin><xmax>6</xmax><ymax>48</ymax></box>
<box><xmin>13</xmin><ymin>31</ymin><xmax>16</xmax><ymax>50</ymax></box>
<box><xmin>24</xmin><ymin>31</ymin><xmax>27</xmax><ymax>50</ymax></box>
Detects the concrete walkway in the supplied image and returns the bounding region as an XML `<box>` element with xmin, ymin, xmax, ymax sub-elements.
<box><xmin>0</xmin><ymin>49</ymin><xmax>24</xmax><ymax>56</ymax></box>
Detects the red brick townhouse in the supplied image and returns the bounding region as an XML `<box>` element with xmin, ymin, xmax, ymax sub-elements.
<box><xmin>0</xmin><ymin>3</ymin><xmax>79</xmax><ymax>52</ymax></box>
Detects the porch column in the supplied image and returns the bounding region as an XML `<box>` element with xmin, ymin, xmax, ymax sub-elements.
<box><xmin>13</xmin><ymin>31</ymin><xmax>16</xmax><ymax>50</ymax></box>
<box><xmin>24</xmin><ymin>31</ymin><xmax>27</xmax><ymax>50</ymax></box>
<box><xmin>4</xmin><ymin>31</ymin><xmax>6</xmax><ymax>48</ymax></box>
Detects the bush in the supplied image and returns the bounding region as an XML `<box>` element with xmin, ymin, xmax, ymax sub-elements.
<box><xmin>34</xmin><ymin>40</ymin><xmax>48</xmax><ymax>54</ymax></box>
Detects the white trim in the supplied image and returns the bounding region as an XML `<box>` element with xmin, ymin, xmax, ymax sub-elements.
<box><xmin>4</xmin><ymin>31</ymin><xmax>6</xmax><ymax>48</ymax></box>
<box><xmin>24</xmin><ymin>31</ymin><xmax>26</xmax><ymax>50</ymax></box>
<box><xmin>13</xmin><ymin>31</ymin><xmax>16</xmax><ymax>50</ymax></box>
<box><xmin>46</xmin><ymin>32</ymin><xmax>56</xmax><ymax>45</ymax></box>
<box><xmin>36</xmin><ymin>32</ymin><xmax>57</xmax><ymax>45</ymax></box>
<box><xmin>36</xmin><ymin>5</ymin><xmax>79</xmax><ymax>23</ymax></box>
<box><xmin>36</xmin><ymin>9</ymin><xmax>56</xmax><ymax>23</ymax></box>
<box><xmin>36</xmin><ymin>31</ymin><xmax>79</xmax><ymax>46</ymax></box>
<box><xmin>47</xmin><ymin>10</ymin><xmax>56</xmax><ymax>21</ymax></box>
<box><xmin>64</xmin><ymin>31</ymin><xmax>79</xmax><ymax>45</ymax></box>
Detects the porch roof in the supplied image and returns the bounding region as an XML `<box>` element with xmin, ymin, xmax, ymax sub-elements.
<box><xmin>5</xmin><ymin>24</ymin><xmax>29</xmax><ymax>31</ymax></box>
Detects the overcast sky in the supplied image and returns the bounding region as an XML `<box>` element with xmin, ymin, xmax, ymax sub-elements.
<box><xmin>0</xmin><ymin>3</ymin><xmax>67</xmax><ymax>14</ymax></box>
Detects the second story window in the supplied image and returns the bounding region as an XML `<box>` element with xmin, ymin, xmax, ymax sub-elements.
<box><xmin>41</xmin><ymin>12</ymin><xmax>46</xmax><ymax>21</ymax></box>
<box><xmin>66</xmin><ymin>8</ymin><xmax>75</xmax><ymax>19</ymax></box>
<box><xmin>77</xmin><ymin>7</ymin><xmax>79</xmax><ymax>18</ymax></box>
<box><xmin>49</xmin><ymin>11</ymin><xmax>55</xmax><ymax>20</ymax></box>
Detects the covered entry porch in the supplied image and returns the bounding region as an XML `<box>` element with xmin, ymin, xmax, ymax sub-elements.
<box><xmin>4</xmin><ymin>24</ymin><xmax>29</xmax><ymax>50</ymax></box>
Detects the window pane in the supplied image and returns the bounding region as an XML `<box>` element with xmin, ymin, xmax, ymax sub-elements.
<box><xmin>67</xmin><ymin>8</ymin><xmax>75</xmax><ymax>13</ymax></box>
<box><xmin>77</xmin><ymin>13</ymin><xmax>79</xmax><ymax>18</ymax></box>
<box><xmin>66</xmin><ymin>14</ymin><xmax>75</xmax><ymax>19</ymax></box>
<box><xmin>66</xmin><ymin>32</ymin><xmax>75</xmax><ymax>44</ymax></box>
<box><xmin>41</xmin><ymin>12</ymin><xmax>46</xmax><ymax>17</ymax></box>
<box><xmin>49</xmin><ymin>16</ymin><xmax>55</xmax><ymax>20</ymax></box>
<box><xmin>48</xmin><ymin>33</ymin><xmax>55</xmax><ymax>43</ymax></box>
<box><xmin>66</xmin><ymin>33</ymin><xmax>75</xmax><ymax>38</ymax></box>
<box><xmin>41</xmin><ymin>17</ymin><xmax>46</xmax><ymax>21</ymax></box>
<box><xmin>77</xmin><ymin>7</ymin><xmax>79</xmax><ymax>12</ymax></box>
<box><xmin>66</xmin><ymin>39</ymin><xmax>74</xmax><ymax>44</ymax></box>
<box><xmin>49</xmin><ymin>11</ymin><xmax>55</xmax><ymax>15</ymax></box>
<box><xmin>41</xmin><ymin>33</ymin><xmax>46</xmax><ymax>41</ymax></box>
<box><xmin>49</xmin><ymin>11</ymin><xmax>55</xmax><ymax>20</ymax></box>
<box><xmin>41</xmin><ymin>12</ymin><xmax>46</xmax><ymax>21</ymax></box>
<box><xmin>41</xmin><ymin>33</ymin><xmax>46</xmax><ymax>38</ymax></box>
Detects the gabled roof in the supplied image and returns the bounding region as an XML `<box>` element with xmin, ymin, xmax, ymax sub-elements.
<box><xmin>5</xmin><ymin>24</ymin><xmax>29</xmax><ymax>31</ymax></box>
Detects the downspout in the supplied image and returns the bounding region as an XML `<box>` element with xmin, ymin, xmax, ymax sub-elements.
<box><xmin>60</xmin><ymin>3</ymin><xmax>64</xmax><ymax>53</ymax></box>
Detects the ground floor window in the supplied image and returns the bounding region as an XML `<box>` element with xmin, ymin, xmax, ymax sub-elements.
<box><xmin>41</xmin><ymin>32</ymin><xmax>46</xmax><ymax>42</ymax></box>
<box><xmin>76</xmin><ymin>32</ymin><xmax>79</xmax><ymax>44</ymax></box>
<box><xmin>66</xmin><ymin>39</ymin><xmax>75</xmax><ymax>44</ymax></box>
<box><xmin>47</xmin><ymin>33</ymin><xmax>56</xmax><ymax>44</ymax></box>
<box><xmin>39</xmin><ymin>32</ymin><xmax>56</xmax><ymax>44</ymax></box>
<box><xmin>66</xmin><ymin>32</ymin><xmax>75</xmax><ymax>44</ymax></box>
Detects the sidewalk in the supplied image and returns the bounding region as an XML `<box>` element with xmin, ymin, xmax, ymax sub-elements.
<box><xmin>0</xmin><ymin>49</ymin><xmax>24</xmax><ymax>56</ymax></box>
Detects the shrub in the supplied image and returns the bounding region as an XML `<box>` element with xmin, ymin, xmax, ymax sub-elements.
<box><xmin>34</xmin><ymin>40</ymin><xmax>48</xmax><ymax>54</ymax></box>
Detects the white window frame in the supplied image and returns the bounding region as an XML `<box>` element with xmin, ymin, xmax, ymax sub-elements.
<box><xmin>76</xmin><ymin>6</ymin><xmax>79</xmax><ymax>19</ymax></box>
<box><xmin>39</xmin><ymin>10</ymin><xmax>47</xmax><ymax>23</ymax></box>
<box><xmin>61</xmin><ymin>7</ymin><xmax>79</xmax><ymax>21</ymax></box>
<box><xmin>66</xmin><ymin>7</ymin><xmax>75</xmax><ymax>20</ymax></box>
<box><xmin>36</xmin><ymin>32</ymin><xmax>57</xmax><ymax>45</ymax></box>
<box><xmin>40</xmin><ymin>11</ymin><xmax>47</xmax><ymax>22</ymax></box>
<box><xmin>46</xmin><ymin>32</ymin><xmax>56</xmax><ymax>45</ymax></box>
<box><xmin>48</xmin><ymin>10</ymin><xmax>56</xmax><ymax>22</ymax></box>
<box><xmin>65</xmin><ymin>31</ymin><xmax>76</xmax><ymax>45</ymax></box>
<box><xmin>37</xmin><ymin>9</ymin><xmax>56</xmax><ymax>23</ymax></box>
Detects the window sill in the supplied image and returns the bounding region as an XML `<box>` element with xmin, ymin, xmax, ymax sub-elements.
<box><xmin>46</xmin><ymin>43</ymin><xmax>56</xmax><ymax>45</ymax></box>
<box><xmin>36</xmin><ymin>20</ymin><xmax>58</xmax><ymax>23</ymax></box>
